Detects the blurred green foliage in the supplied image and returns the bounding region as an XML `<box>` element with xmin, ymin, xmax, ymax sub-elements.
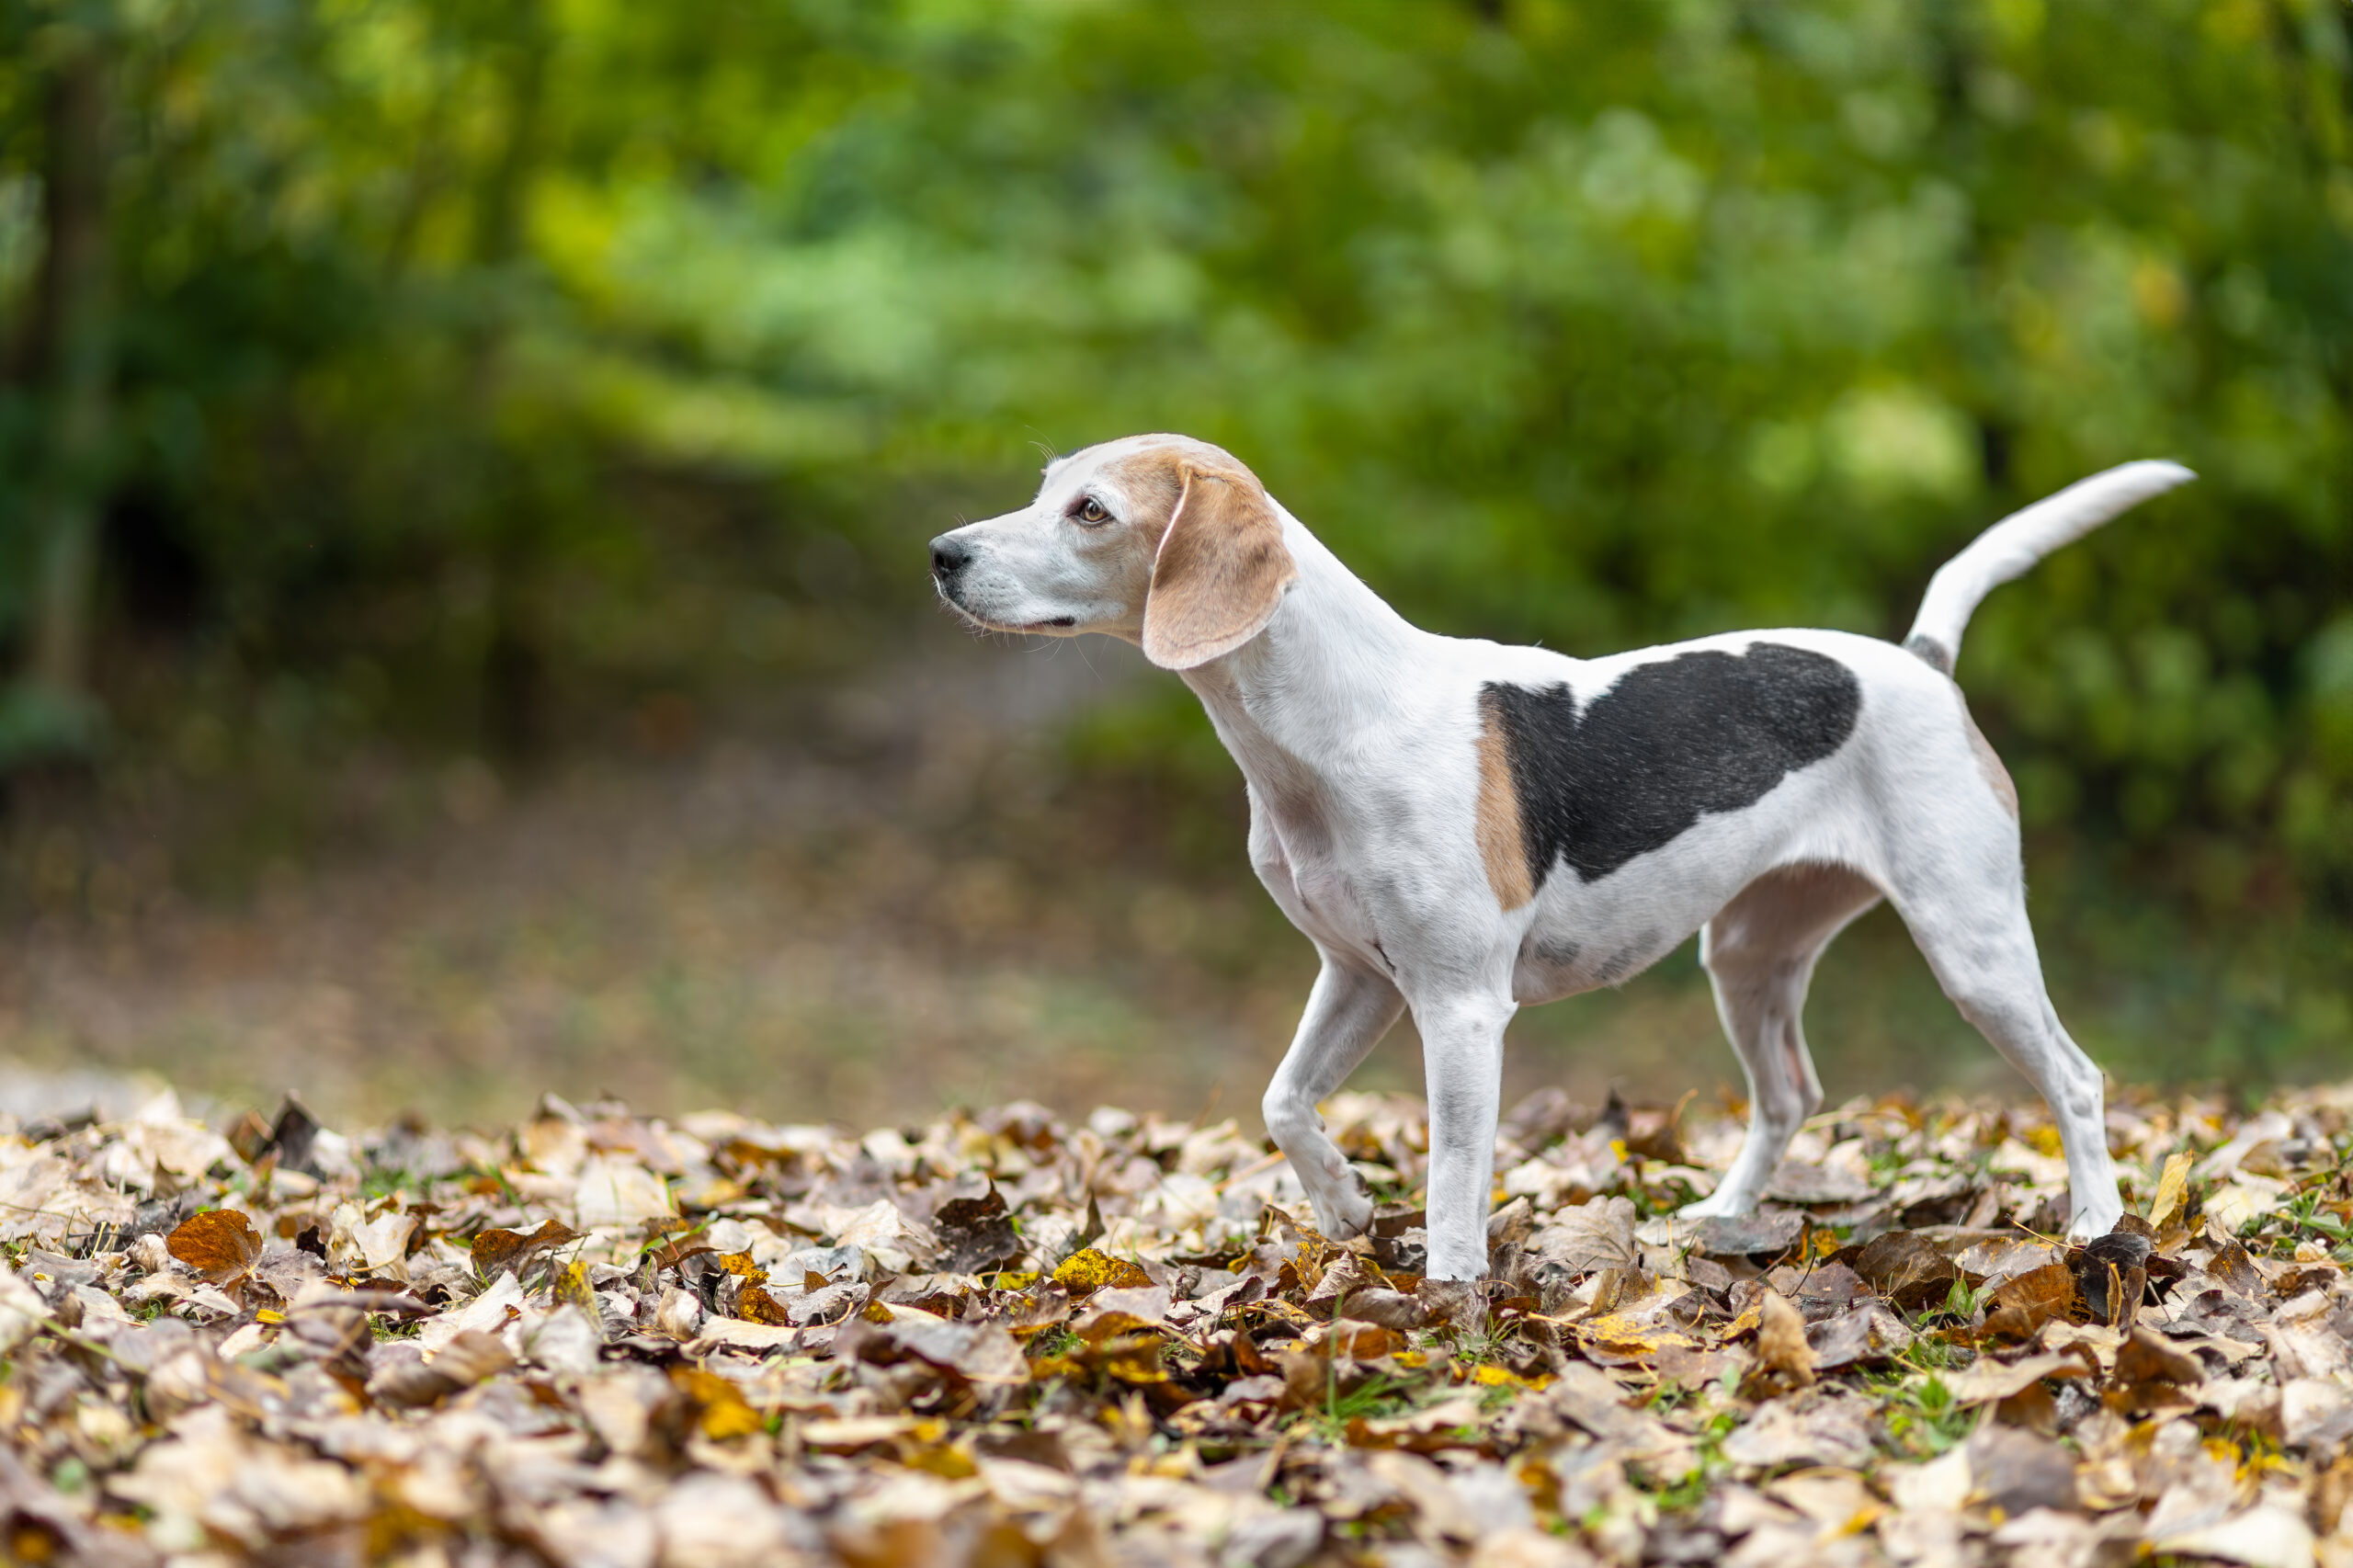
<box><xmin>0</xmin><ymin>3</ymin><xmax>2346</xmax><ymax>999</ymax></box>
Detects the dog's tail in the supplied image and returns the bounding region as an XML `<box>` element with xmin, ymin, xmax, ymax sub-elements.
<box><xmin>1903</xmin><ymin>460</ymin><xmax>2196</xmax><ymax>675</ymax></box>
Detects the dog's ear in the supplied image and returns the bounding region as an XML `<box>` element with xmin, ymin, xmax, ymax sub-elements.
<box><xmin>1140</xmin><ymin>466</ymin><xmax>1299</xmax><ymax>670</ymax></box>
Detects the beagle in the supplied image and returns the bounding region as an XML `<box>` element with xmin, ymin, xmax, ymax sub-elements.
<box><xmin>930</xmin><ymin>435</ymin><xmax>2192</xmax><ymax>1281</ymax></box>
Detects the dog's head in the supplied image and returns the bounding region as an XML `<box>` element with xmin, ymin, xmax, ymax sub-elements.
<box><xmin>929</xmin><ymin>434</ymin><xmax>1300</xmax><ymax>670</ymax></box>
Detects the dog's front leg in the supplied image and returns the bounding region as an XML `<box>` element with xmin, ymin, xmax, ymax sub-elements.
<box><xmin>1263</xmin><ymin>956</ymin><xmax>1406</xmax><ymax>1240</ymax></box>
<box><xmin>1413</xmin><ymin>991</ymin><xmax>1517</xmax><ymax>1281</ymax></box>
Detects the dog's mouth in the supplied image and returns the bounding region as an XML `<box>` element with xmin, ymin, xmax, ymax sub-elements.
<box><xmin>933</xmin><ymin>584</ymin><xmax>1076</xmax><ymax>634</ymax></box>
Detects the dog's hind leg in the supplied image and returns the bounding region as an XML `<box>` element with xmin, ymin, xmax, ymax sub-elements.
<box><xmin>1263</xmin><ymin>955</ymin><xmax>1406</xmax><ymax>1241</ymax></box>
<box><xmin>1890</xmin><ymin>870</ymin><xmax>2123</xmax><ymax>1239</ymax></box>
<box><xmin>1680</xmin><ymin>863</ymin><xmax>1883</xmax><ymax>1221</ymax></box>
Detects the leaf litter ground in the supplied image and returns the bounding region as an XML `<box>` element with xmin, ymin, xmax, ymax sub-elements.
<box><xmin>4</xmin><ymin>1079</ymin><xmax>2353</xmax><ymax>1568</ymax></box>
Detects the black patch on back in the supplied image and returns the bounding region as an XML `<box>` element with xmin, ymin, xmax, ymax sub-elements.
<box><xmin>1484</xmin><ymin>642</ymin><xmax>1861</xmax><ymax>887</ymax></box>
<box><xmin>1903</xmin><ymin>633</ymin><xmax>1953</xmax><ymax>675</ymax></box>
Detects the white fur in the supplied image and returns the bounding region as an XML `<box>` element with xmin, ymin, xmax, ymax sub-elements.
<box><xmin>1908</xmin><ymin>460</ymin><xmax>2194</xmax><ymax>663</ymax></box>
<box><xmin>933</xmin><ymin>438</ymin><xmax>2192</xmax><ymax>1280</ymax></box>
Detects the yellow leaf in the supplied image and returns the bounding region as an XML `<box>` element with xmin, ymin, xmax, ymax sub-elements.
<box><xmin>554</xmin><ymin>1261</ymin><xmax>601</xmax><ymax>1324</ymax></box>
<box><xmin>716</xmin><ymin>1251</ymin><xmax>762</xmax><ymax>1278</ymax></box>
<box><xmin>2149</xmin><ymin>1150</ymin><xmax>2193</xmax><ymax>1228</ymax></box>
<box><xmin>902</xmin><ymin>1439</ymin><xmax>977</xmax><ymax>1479</ymax></box>
<box><xmin>1577</xmin><ymin>1312</ymin><xmax>1699</xmax><ymax>1362</ymax></box>
<box><xmin>739</xmin><ymin>1286</ymin><xmax>792</xmax><ymax>1325</ymax></box>
<box><xmin>669</xmin><ymin>1367</ymin><xmax>764</xmax><ymax>1441</ymax></box>
<box><xmin>991</xmin><ymin>1271</ymin><xmax>1041</xmax><ymax>1290</ymax></box>
<box><xmin>1051</xmin><ymin>1247</ymin><xmax>1153</xmax><ymax>1294</ymax></box>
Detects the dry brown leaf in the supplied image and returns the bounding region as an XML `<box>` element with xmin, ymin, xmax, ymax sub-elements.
<box><xmin>1528</xmin><ymin>1195</ymin><xmax>1638</xmax><ymax>1275</ymax></box>
<box><xmin>1847</xmin><ymin>1229</ymin><xmax>1959</xmax><ymax>1312</ymax></box>
<box><xmin>2073</xmin><ymin>1231</ymin><xmax>2153</xmax><ymax>1327</ymax></box>
<box><xmin>935</xmin><ymin>1187</ymin><xmax>1023</xmax><ymax>1276</ymax></box>
<box><xmin>1748</xmin><ymin>1289</ymin><xmax>1816</xmax><ymax>1392</ymax></box>
<box><xmin>1983</xmin><ymin>1262</ymin><xmax>2085</xmax><ymax>1339</ymax></box>
<box><xmin>469</xmin><ymin>1217</ymin><xmax>579</xmax><ymax>1278</ymax></box>
<box><xmin>1944</xmin><ymin>1348</ymin><xmax>2094</xmax><ymax>1405</ymax></box>
<box><xmin>165</xmin><ymin>1209</ymin><xmax>264</xmax><ymax>1286</ymax></box>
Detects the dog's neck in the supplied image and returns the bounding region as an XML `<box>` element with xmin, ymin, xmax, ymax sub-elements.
<box><xmin>1177</xmin><ymin>514</ymin><xmax>1427</xmax><ymax>787</ymax></box>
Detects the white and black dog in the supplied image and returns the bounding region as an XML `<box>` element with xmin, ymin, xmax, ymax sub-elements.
<box><xmin>930</xmin><ymin>435</ymin><xmax>2191</xmax><ymax>1281</ymax></box>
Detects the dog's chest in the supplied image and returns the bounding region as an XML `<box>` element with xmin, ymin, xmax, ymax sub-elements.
<box><xmin>1249</xmin><ymin>786</ymin><xmax>1388</xmax><ymax>965</ymax></box>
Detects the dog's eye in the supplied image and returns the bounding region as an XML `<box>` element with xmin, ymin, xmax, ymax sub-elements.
<box><xmin>1074</xmin><ymin>497</ymin><xmax>1110</xmax><ymax>525</ymax></box>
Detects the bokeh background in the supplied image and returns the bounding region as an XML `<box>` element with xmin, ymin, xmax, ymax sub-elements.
<box><xmin>0</xmin><ymin>0</ymin><xmax>2345</xmax><ymax>1131</ymax></box>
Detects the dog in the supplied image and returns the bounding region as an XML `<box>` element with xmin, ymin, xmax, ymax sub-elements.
<box><xmin>930</xmin><ymin>434</ymin><xmax>2192</xmax><ymax>1280</ymax></box>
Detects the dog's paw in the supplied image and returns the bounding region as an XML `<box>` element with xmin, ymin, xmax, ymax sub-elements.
<box><xmin>1675</xmin><ymin>1187</ymin><xmax>1753</xmax><ymax>1221</ymax></box>
<box><xmin>1312</xmin><ymin>1169</ymin><xmax>1375</xmax><ymax>1240</ymax></box>
<box><xmin>2065</xmin><ymin>1194</ymin><xmax>2125</xmax><ymax>1242</ymax></box>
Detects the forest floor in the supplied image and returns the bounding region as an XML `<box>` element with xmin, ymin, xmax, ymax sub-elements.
<box><xmin>3</xmin><ymin>1076</ymin><xmax>2350</xmax><ymax>1567</ymax></box>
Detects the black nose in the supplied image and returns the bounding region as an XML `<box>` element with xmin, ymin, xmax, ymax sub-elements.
<box><xmin>930</xmin><ymin>534</ymin><xmax>972</xmax><ymax>578</ymax></box>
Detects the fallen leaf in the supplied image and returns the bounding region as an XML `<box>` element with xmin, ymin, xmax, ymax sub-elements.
<box><xmin>739</xmin><ymin>1285</ymin><xmax>793</xmax><ymax>1325</ymax></box>
<box><xmin>2073</xmin><ymin>1230</ymin><xmax>2152</xmax><ymax>1327</ymax></box>
<box><xmin>1577</xmin><ymin>1311</ymin><xmax>1699</xmax><ymax>1366</ymax></box>
<box><xmin>2149</xmin><ymin>1504</ymin><xmax>2315</xmax><ymax>1568</ymax></box>
<box><xmin>1527</xmin><ymin>1195</ymin><xmax>1638</xmax><ymax>1275</ymax></box>
<box><xmin>165</xmin><ymin>1209</ymin><xmax>263</xmax><ymax>1286</ymax></box>
<box><xmin>575</xmin><ymin>1157</ymin><xmax>674</xmax><ymax>1230</ymax></box>
<box><xmin>2148</xmin><ymin>1150</ymin><xmax>2193</xmax><ymax>1228</ymax></box>
<box><xmin>2282</xmin><ymin>1379</ymin><xmax>2353</xmax><ymax>1453</ymax></box>
<box><xmin>841</xmin><ymin>1313</ymin><xmax>1030</xmax><ymax>1386</ymax></box>
<box><xmin>1051</xmin><ymin>1246</ymin><xmax>1153</xmax><ymax>1293</ymax></box>
<box><xmin>1747</xmin><ymin>1289</ymin><xmax>1815</xmax><ymax>1392</ymax></box>
<box><xmin>1944</xmin><ymin>1349</ymin><xmax>2093</xmax><ymax>1405</ymax></box>
<box><xmin>935</xmin><ymin>1187</ymin><xmax>1023</xmax><ymax>1276</ymax></box>
<box><xmin>1072</xmin><ymin>1285</ymin><xmax>1172</xmax><ymax>1343</ymax></box>
<box><xmin>1966</xmin><ymin>1423</ymin><xmax>2078</xmax><ymax>1516</ymax></box>
<box><xmin>470</xmin><ymin>1217</ymin><xmax>579</xmax><ymax>1278</ymax></box>
<box><xmin>553</xmin><ymin>1259</ymin><xmax>603</xmax><ymax>1332</ymax></box>
<box><xmin>1983</xmin><ymin>1262</ymin><xmax>2084</xmax><ymax>1339</ymax></box>
<box><xmin>2114</xmin><ymin>1326</ymin><xmax>2203</xmax><ymax>1389</ymax></box>
<box><xmin>1848</xmin><ymin>1229</ymin><xmax>1958</xmax><ymax>1312</ymax></box>
<box><xmin>670</xmin><ymin>1366</ymin><xmax>765</xmax><ymax>1440</ymax></box>
<box><xmin>1805</xmin><ymin>1301</ymin><xmax>1913</xmax><ymax>1370</ymax></box>
<box><xmin>1721</xmin><ymin>1392</ymin><xmax>1876</xmax><ymax>1469</ymax></box>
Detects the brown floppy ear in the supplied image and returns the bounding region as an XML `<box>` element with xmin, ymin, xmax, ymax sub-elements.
<box><xmin>1139</xmin><ymin>467</ymin><xmax>1300</xmax><ymax>670</ymax></box>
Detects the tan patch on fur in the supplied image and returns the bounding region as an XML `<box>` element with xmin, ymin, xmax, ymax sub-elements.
<box><xmin>1475</xmin><ymin>691</ymin><xmax>1533</xmax><ymax>912</ymax></box>
<box><xmin>1102</xmin><ymin>449</ymin><xmax>1187</xmax><ymax>548</ymax></box>
<box><xmin>1963</xmin><ymin>703</ymin><xmax>2018</xmax><ymax>818</ymax></box>
<box><xmin>1138</xmin><ymin>462</ymin><xmax>1300</xmax><ymax>670</ymax></box>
